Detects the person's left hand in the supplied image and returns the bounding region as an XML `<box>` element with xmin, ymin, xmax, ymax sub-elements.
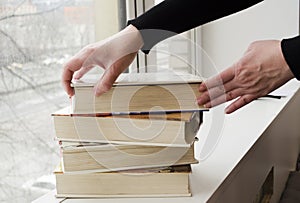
<box><xmin>197</xmin><ymin>40</ymin><xmax>294</xmax><ymax>114</ymax></box>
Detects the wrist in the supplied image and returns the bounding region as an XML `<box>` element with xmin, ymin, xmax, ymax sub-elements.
<box><xmin>100</xmin><ymin>25</ymin><xmax>143</xmax><ymax>68</ymax></box>
<box><xmin>279</xmin><ymin>40</ymin><xmax>295</xmax><ymax>81</ymax></box>
<box><xmin>281</xmin><ymin>36</ymin><xmax>300</xmax><ymax>80</ymax></box>
<box><xmin>118</xmin><ymin>24</ymin><xmax>144</xmax><ymax>51</ymax></box>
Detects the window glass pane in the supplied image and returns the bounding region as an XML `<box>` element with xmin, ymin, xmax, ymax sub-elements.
<box><xmin>0</xmin><ymin>0</ymin><xmax>95</xmax><ymax>201</ymax></box>
<box><xmin>153</xmin><ymin>31</ymin><xmax>194</xmax><ymax>74</ymax></box>
<box><xmin>146</xmin><ymin>0</ymin><xmax>194</xmax><ymax>74</ymax></box>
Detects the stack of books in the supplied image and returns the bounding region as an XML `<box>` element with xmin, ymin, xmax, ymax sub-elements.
<box><xmin>52</xmin><ymin>72</ymin><xmax>206</xmax><ymax>198</ymax></box>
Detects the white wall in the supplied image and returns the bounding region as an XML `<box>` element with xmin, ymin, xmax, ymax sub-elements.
<box><xmin>201</xmin><ymin>0</ymin><xmax>299</xmax><ymax>78</ymax></box>
<box><xmin>94</xmin><ymin>0</ymin><xmax>119</xmax><ymax>41</ymax></box>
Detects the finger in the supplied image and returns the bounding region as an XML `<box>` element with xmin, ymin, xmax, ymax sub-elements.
<box><xmin>62</xmin><ymin>67</ymin><xmax>75</xmax><ymax>96</ymax></box>
<box><xmin>197</xmin><ymin>80</ymin><xmax>237</xmax><ymax>105</ymax></box>
<box><xmin>199</xmin><ymin>66</ymin><xmax>235</xmax><ymax>91</ymax></box>
<box><xmin>62</xmin><ymin>45</ymin><xmax>98</xmax><ymax>95</ymax></box>
<box><xmin>62</xmin><ymin>55</ymin><xmax>90</xmax><ymax>96</ymax></box>
<box><xmin>74</xmin><ymin>65</ymin><xmax>95</xmax><ymax>79</ymax></box>
<box><xmin>94</xmin><ymin>66</ymin><xmax>122</xmax><ymax>96</ymax></box>
<box><xmin>225</xmin><ymin>94</ymin><xmax>256</xmax><ymax>114</ymax></box>
<box><xmin>198</xmin><ymin>82</ymin><xmax>207</xmax><ymax>92</ymax></box>
<box><xmin>202</xmin><ymin>88</ymin><xmax>242</xmax><ymax>108</ymax></box>
<box><xmin>94</xmin><ymin>53</ymin><xmax>137</xmax><ymax>96</ymax></box>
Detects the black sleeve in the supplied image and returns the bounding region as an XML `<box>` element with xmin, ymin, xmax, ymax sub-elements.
<box><xmin>281</xmin><ymin>36</ymin><xmax>300</xmax><ymax>80</ymax></box>
<box><xmin>128</xmin><ymin>0</ymin><xmax>264</xmax><ymax>54</ymax></box>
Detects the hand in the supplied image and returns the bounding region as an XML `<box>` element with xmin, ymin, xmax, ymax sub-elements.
<box><xmin>62</xmin><ymin>25</ymin><xmax>143</xmax><ymax>97</ymax></box>
<box><xmin>197</xmin><ymin>40</ymin><xmax>294</xmax><ymax>114</ymax></box>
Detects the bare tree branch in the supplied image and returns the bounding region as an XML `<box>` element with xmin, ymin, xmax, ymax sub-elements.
<box><xmin>0</xmin><ymin>66</ymin><xmax>10</xmax><ymax>92</ymax></box>
<box><xmin>1</xmin><ymin>66</ymin><xmax>61</xmax><ymax>108</ymax></box>
<box><xmin>0</xmin><ymin>1</ymin><xmax>66</xmax><ymax>21</ymax></box>
<box><xmin>0</xmin><ymin>29</ymin><xmax>30</xmax><ymax>60</ymax></box>
<box><xmin>0</xmin><ymin>80</ymin><xmax>61</xmax><ymax>96</ymax></box>
<box><xmin>0</xmin><ymin>1</ymin><xmax>68</xmax><ymax>62</ymax></box>
<box><xmin>13</xmin><ymin>0</ymin><xmax>28</xmax><ymax>13</ymax></box>
<box><xmin>0</xmin><ymin>97</ymin><xmax>58</xmax><ymax>155</ymax></box>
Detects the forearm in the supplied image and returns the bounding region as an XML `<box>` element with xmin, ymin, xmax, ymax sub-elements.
<box><xmin>128</xmin><ymin>0</ymin><xmax>264</xmax><ymax>53</ymax></box>
<box><xmin>281</xmin><ymin>35</ymin><xmax>300</xmax><ymax>80</ymax></box>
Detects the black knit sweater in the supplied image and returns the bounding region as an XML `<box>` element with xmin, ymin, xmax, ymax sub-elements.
<box><xmin>128</xmin><ymin>0</ymin><xmax>300</xmax><ymax>79</ymax></box>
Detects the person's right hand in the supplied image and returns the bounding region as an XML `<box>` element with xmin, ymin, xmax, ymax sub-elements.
<box><xmin>62</xmin><ymin>25</ymin><xmax>143</xmax><ymax>97</ymax></box>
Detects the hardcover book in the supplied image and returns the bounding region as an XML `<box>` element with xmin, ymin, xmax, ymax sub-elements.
<box><xmin>55</xmin><ymin>164</ymin><xmax>192</xmax><ymax>198</ymax></box>
<box><xmin>61</xmin><ymin>142</ymin><xmax>198</xmax><ymax>173</ymax></box>
<box><xmin>71</xmin><ymin>72</ymin><xmax>206</xmax><ymax>114</ymax></box>
<box><xmin>52</xmin><ymin>106</ymin><xmax>202</xmax><ymax>147</ymax></box>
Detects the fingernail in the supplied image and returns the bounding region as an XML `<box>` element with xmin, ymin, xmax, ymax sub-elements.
<box><xmin>203</xmin><ymin>103</ymin><xmax>211</xmax><ymax>108</ymax></box>
<box><xmin>67</xmin><ymin>90</ymin><xmax>74</xmax><ymax>98</ymax></box>
<box><xmin>199</xmin><ymin>85</ymin><xmax>205</xmax><ymax>91</ymax></box>
<box><xmin>196</xmin><ymin>99</ymin><xmax>202</xmax><ymax>105</ymax></box>
<box><xmin>225</xmin><ymin>107</ymin><xmax>231</xmax><ymax>114</ymax></box>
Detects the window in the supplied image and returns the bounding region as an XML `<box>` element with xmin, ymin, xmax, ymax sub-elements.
<box><xmin>0</xmin><ymin>0</ymin><xmax>95</xmax><ymax>201</ymax></box>
<box><xmin>125</xmin><ymin>0</ymin><xmax>202</xmax><ymax>75</ymax></box>
<box><xmin>0</xmin><ymin>1</ymin><xmax>203</xmax><ymax>201</ymax></box>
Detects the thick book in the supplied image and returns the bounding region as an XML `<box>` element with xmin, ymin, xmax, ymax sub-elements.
<box><xmin>52</xmin><ymin>106</ymin><xmax>202</xmax><ymax>147</ymax></box>
<box><xmin>61</xmin><ymin>142</ymin><xmax>198</xmax><ymax>173</ymax></box>
<box><xmin>55</xmin><ymin>164</ymin><xmax>192</xmax><ymax>198</ymax></box>
<box><xmin>71</xmin><ymin>72</ymin><xmax>206</xmax><ymax>114</ymax></box>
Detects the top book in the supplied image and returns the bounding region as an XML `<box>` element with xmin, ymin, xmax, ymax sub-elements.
<box><xmin>71</xmin><ymin>72</ymin><xmax>206</xmax><ymax>114</ymax></box>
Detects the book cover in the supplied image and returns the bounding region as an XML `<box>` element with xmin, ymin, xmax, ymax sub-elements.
<box><xmin>52</xmin><ymin>106</ymin><xmax>202</xmax><ymax>147</ymax></box>
<box><xmin>61</xmin><ymin>142</ymin><xmax>198</xmax><ymax>173</ymax></box>
<box><xmin>55</xmin><ymin>163</ymin><xmax>192</xmax><ymax>198</ymax></box>
<box><xmin>71</xmin><ymin>72</ymin><xmax>207</xmax><ymax>114</ymax></box>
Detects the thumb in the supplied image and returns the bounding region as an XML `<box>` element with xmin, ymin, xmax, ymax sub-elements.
<box><xmin>94</xmin><ymin>66</ymin><xmax>121</xmax><ymax>96</ymax></box>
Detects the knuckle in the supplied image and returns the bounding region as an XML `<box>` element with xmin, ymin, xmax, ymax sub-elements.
<box><xmin>72</xmin><ymin>58</ymin><xmax>82</xmax><ymax>66</ymax></box>
<box><xmin>234</xmin><ymin>63</ymin><xmax>248</xmax><ymax>83</ymax></box>
<box><xmin>81</xmin><ymin>45</ymin><xmax>96</xmax><ymax>56</ymax></box>
<box><xmin>236</xmin><ymin>59</ymin><xmax>247</xmax><ymax>69</ymax></box>
<box><xmin>208</xmin><ymin>89</ymin><xmax>218</xmax><ymax>100</ymax></box>
<box><xmin>204</xmin><ymin>92</ymin><xmax>211</xmax><ymax>101</ymax></box>
<box><xmin>227</xmin><ymin>91</ymin><xmax>236</xmax><ymax>100</ymax></box>
<box><xmin>235</xmin><ymin>66</ymin><xmax>252</xmax><ymax>85</ymax></box>
<box><xmin>62</xmin><ymin>63</ymin><xmax>69</xmax><ymax>70</ymax></box>
<box><xmin>217</xmin><ymin>85</ymin><xmax>225</xmax><ymax>93</ymax></box>
<box><xmin>199</xmin><ymin>92</ymin><xmax>209</xmax><ymax>102</ymax></box>
<box><xmin>249</xmin><ymin>41</ymin><xmax>261</xmax><ymax>49</ymax></box>
<box><xmin>85</xmin><ymin>44</ymin><xmax>96</xmax><ymax>51</ymax></box>
<box><xmin>242</xmin><ymin>96</ymin><xmax>253</xmax><ymax>105</ymax></box>
<box><xmin>242</xmin><ymin>97</ymin><xmax>249</xmax><ymax>104</ymax></box>
<box><xmin>249</xmin><ymin>41</ymin><xmax>257</xmax><ymax>48</ymax></box>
